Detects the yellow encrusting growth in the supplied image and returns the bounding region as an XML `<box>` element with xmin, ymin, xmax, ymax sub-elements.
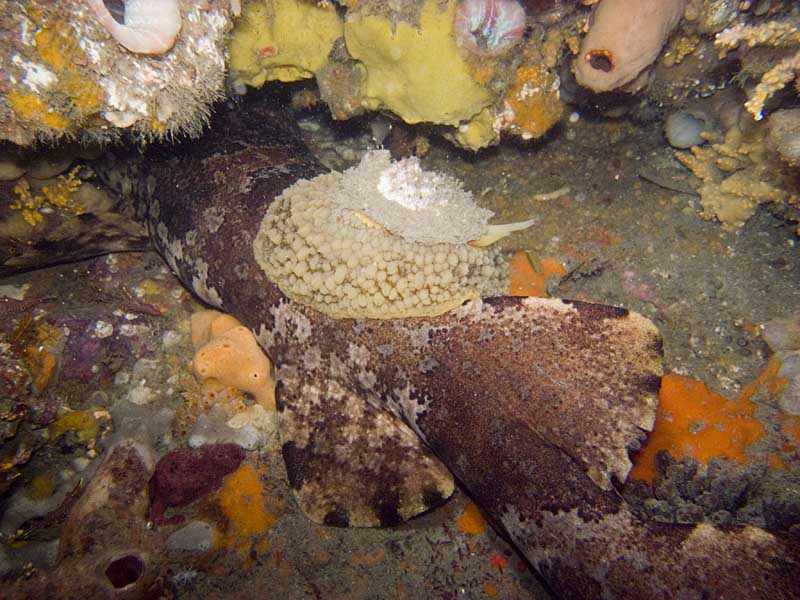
<box><xmin>229</xmin><ymin>0</ymin><xmax>343</xmax><ymax>86</ymax></box>
<box><xmin>344</xmin><ymin>0</ymin><xmax>492</xmax><ymax>127</ymax></box>
<box><xmin>7</xmin><ymin>91</ymin><xmax>71</xmax><ymax>131</ymax></box>
<box><xmin>630</xmin><ymin>371</ymin><xmax>766</xmax><ymax>483</ymax></box>
<box><xmin>501</xmin><ymin>64</ymin><xmax>563</xmax><ymax>141</ymax></box>
<box><xmin>27</xmin><ymin>22</ymin><xmax>105</xmax><ymax>127</ymax></box>
<box><xmin>507</xmin><ymin>251</ymin><xmax>567</xmax><ymax>298</ymax></box>
<box><xmin>451</xmin><ymin>109</ymin><xmax>499</xmax><ymax>151</ymax></box>
<box><xmin>34</xmin><ymin>27</ymin><xmax>70</xmax><ymax>71</ymax></box>
<box><xmin>50</xmin><ymin>410</ymin><xmax>100</xmax><ymax>442</ymax></box>
<box><xmin>457</xmin><ymin>500</ymin><xmax>487</xmax><ymax>534</ymax></box>
<box><xmin>11</xmin><ymin>166</ymin><xmax>85</xmax><ymax>226</ymax></box>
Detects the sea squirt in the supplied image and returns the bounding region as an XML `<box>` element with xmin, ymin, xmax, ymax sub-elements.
<box><xmin>454</xmin><ymin>0</ymin><xmax>527</xmax><ymax>54</ymax></box>
<box><xmin>149</xmin><ymin>443</ymin><xmax>246</xmax><ymax>526</ymax></box>
<box><xmin>85</xmin><ymin>0</ymin><xmax>182</xmax><ymax>55</ymax></box>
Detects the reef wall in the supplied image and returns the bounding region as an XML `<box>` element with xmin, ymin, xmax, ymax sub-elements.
<box><xmin>0</xmin><ymin>0</ymin><xmax>235</xmax><ymax>145</ymax></box>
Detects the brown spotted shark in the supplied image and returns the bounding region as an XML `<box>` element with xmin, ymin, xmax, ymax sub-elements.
<box><xmin>8</xmin><ymin>97</ymin><xmax>800</xmax><ymax>598</ymax></box>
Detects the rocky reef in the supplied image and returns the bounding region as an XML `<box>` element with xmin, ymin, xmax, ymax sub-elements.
<box><xmin>0</xmin><ymin>0</ymin><xmax>235</xmax><ymax>145</ymax></box>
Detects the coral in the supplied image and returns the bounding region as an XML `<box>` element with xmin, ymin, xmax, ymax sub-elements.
<box><xmin>675</xmin><ymin>117</ymin><xmax>799</xmax><ymax>230</ymax></box>
<box><xmin>343</xmin><ymin>0</ymin><xmax>492</xmax><ymax>127</ymax></box>
<box><xmin>453</xmin><ymin>0</ymin><xmax>526</xmax><ymax>55</ymax></box>
<box><xmin>149</xmin><ymin>443</ymin><xmax>246</xmax><ymax>526</ymax></box>
<box><xmin>715</xmin><ymin>16</ymin><xmax>800</xmax><ymax>120</ymax></box>
<box><xmin>254</xmin><ymin>151</ymin><xmax>537</xmax><ymax>319</ymax></box>
<box><xmin>191</xmin><ymin>310</ymin><xmax>276</xmax><ymax>411</ymax></box>
<box><xmin>0</xmin><ymin>0</ymin><xmax>234</xmax><ymax>145</ymax></box>
<box><xmin>229</xmin><ymin>0</ymin><xmax>343</xmax><ymax>87</ymax></box>
<box><xmin>573</xmin><ymin>0</ymin><xmax>687</xmax><ymax>92</ymax></box>
<box><xmin>630</xmin><ymin>372</ymin><xmax>765</xmax><ymax>483</ymax></box>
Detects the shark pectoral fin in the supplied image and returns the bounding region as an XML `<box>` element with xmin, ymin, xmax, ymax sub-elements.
<box><xmin>276</xmin><ymin>372</ymin><xmax>454</xmax><ymax>528</ymax></box>
<box><xmin>424</xmin><ymin>296</ymin><xmax>663</xmax><ymax>491</ymax></box>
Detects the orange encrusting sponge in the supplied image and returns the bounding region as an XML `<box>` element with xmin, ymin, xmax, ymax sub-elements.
<box><xmin>216</xmin><ymin>463</ymin><xmax>276</xmax><ymax>559</ymax></box>
<box><xmin>630</xmin><ymin>372</ymin><xmax>766</xmax><ymax>483</ymax></box>
<box><xmin>507</xmin><ymin>251</ymin><xmax>566</xmax><ymax>298</ymax></box>
<box><xmin>457</xmin><ymin>500</ymin><xmax>487</xmax><ymax>534</ymax></box>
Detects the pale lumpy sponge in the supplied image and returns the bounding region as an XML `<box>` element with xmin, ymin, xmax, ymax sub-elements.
<box><xmin>253</xmin><ymin>151</ymin><xmax>508</xmax><ymax>319</ymax></box>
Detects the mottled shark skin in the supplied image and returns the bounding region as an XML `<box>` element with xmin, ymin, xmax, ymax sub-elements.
<box><xmin>138</xmin><ymin>98</ymin><xmax>800</xmax><ymax>598</ymax></box>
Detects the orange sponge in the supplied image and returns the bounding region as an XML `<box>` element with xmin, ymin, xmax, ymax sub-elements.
<box><xmin>457</xmin><ymin>500</ymin><xmax>487</xmax><ymax>535</ymax></box>
<box><xmin>191</xmin><ymin>310</ymin><xmax>275</xmax><ymax>411</ymax></box>
<box><xmin>507</xmin><ymin>251</ymin><xmax>566</xmax><ymax>298</ymax></box>
<box><xmin>215</xmin><ymin>463</ymin><xmax>276</xmax><ymax>560</ymax></box>
<box><xmin>630</xmin><ymin>372</ymin><xmax>765</xmax><ymax>482</ymax></box>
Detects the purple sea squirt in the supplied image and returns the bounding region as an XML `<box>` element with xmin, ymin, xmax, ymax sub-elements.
<box><xmin>149</xmin><ymin>443</ymin><xmax>246</xmax><ymax>526</ymax></box>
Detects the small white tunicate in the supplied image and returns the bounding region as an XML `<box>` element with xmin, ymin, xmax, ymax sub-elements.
<box><xmin>664</xmin><ymin>110</ymin><xmax>707</xmax><ymax>149</ymax></box>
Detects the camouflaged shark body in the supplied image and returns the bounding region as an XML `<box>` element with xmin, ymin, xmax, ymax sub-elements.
<box><xmin>84</xmin><ymin>98</ymin><xmax>800</xmax><ymax>597</ymax></box>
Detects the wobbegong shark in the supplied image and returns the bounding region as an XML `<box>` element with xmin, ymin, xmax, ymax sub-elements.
<box><xmin>6</xmin><ymin>97</ymin><xmax>800</xmax><ymax>598</ymax></box>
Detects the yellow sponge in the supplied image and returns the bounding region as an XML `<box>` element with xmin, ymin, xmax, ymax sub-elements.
<box><xmin>191</xmin><ymin>311</ymin><xmax>275</xmax><ymax>411</ymax></box>
<box><xmin>229</xmin><ymin>0</ymin><xmax>343</xmax><ymax>86</ymax></box>
<box><xmin>344</xmin><ymin>0</ymin><xmax>491</xmax><ymax>126</ymax></box>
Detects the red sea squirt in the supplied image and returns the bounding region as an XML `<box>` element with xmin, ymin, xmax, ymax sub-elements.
<box><xmin>149</xmin><ymin>443</ymin><xmax>246</xmax><ymax>526</ymax></box>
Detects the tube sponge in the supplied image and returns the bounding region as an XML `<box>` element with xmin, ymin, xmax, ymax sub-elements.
<box><xmin>573</xmin><ymin>0</ymin><xmax>686</xmax><ymax>93</ymax></box>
